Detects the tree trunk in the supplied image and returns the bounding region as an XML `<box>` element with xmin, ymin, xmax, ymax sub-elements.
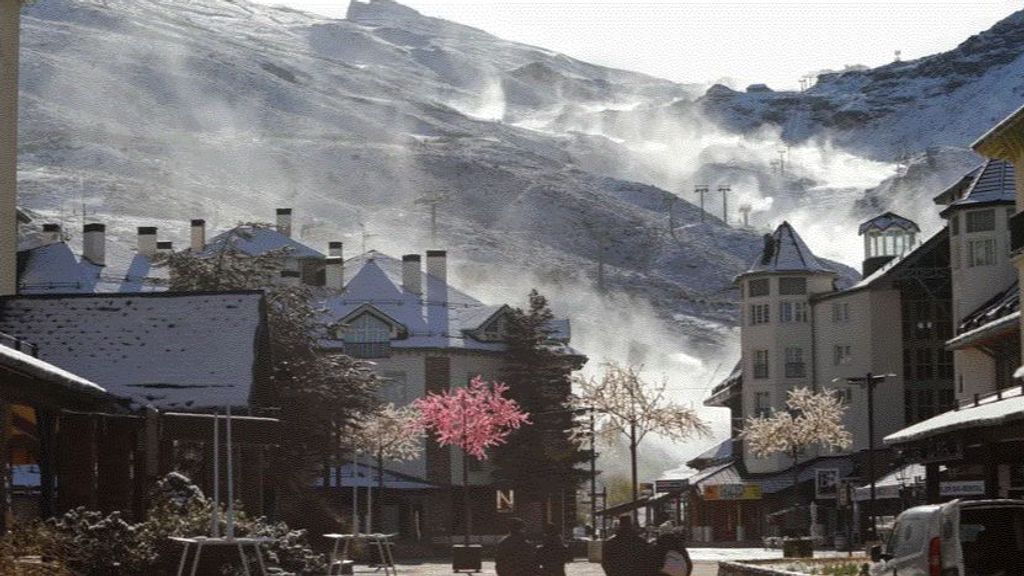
<box><xmin>0</xmin><ymin>0</ymin><xmax>20</xmax><ymax>296</ymax></box>
<box><xmin>463</xmin><ymin>450</ymin><xmax>470</xmax><ymax>545</ymax></box>
<box><xmin>630</xmin><ymin>422</ymin><xmax>638</xmax><ymax>524</ymax></box>
<box><xmin>376</xmin><ymin>449</ymin><xmax>384</xmax><ymax>533</ymax></box>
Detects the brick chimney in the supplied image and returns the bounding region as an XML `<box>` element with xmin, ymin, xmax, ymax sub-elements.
<box><xmin>402</xmin><ymin>254</ymin><xmax>422</xmax><ymax>296</ymax></box>
<box><xmin>137</xmin><ymin>226</ymin><xmax>157</xmax><ymax>256</ymax></box>
<box><xmin>276</xmin><ymin>208</ymin><xmax>292</xmax><ymax>238</ymax></box>
<box><xmin>190</xmin><ymin>219</ymin><xmax>205</xmax><ymax>252</ymax></box>
<box><xmin>328</xmin><ymin>241</ymin><xmax>343</xmax><ymax>257</ymax></box>
<box><xmin>325</xmin><ymin>257</ymin><xmax>344</xmax><ymax>291</ymax></box>
<box><xmin>82</xmin><ymin>223</ymin><xmax>105</xmax><ymax>266</ymax></box>
<box><xmin>157</xmin><ymin>241</ymin><xmax>173</xmax><ymax>255</ymax></box>
<box><xmin>41</xmin><ymin>223</ymin><xmax>61</xmax><ymax>244</ymax></box>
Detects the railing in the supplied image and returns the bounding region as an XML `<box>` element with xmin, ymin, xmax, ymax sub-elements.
<box><xmin>1010</xmin><ymin>210</ymin><xmax>1024</xmax><ymax>255</ymax></box>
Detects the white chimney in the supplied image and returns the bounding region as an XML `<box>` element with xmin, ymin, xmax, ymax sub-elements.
<box><xmin>82</xmin><ymin>223</ymin><xmax>106</xmax><ymax>266</ymax></box>
<box><xmin>41</xmin><ymin>223</ymin><xmax>61</xmax><ymax>244</ymax></box>
<box><xmin>402</xmin><ymin>254</ymin><xmax>422</xmax><ymax>296</ymax></box>
<box><xmin>279</xmin><ymin>269</ymin><xmax>301</xmax><ymax>287</ymax></box>
<box><xmin>426</xmin><ymin>250</ymin><xmax>447</xmax><ymax>287</ymax></box>
<box><xmin>328</xmin><ymin>241</ymin><xmax>343</xmax><ymax>258</ymax></box>
<box><xmin>137</xmin><ymin>226</ymin><xmax>157</xmax><ymax>256</ymax></box>
<box><xmin>276</xmin><ymin>208</ymin><xmax>292</xmax><ymax>238</ymax></box>
<box><xmin>190</xmin><ymin>219</ymin><xmax>206</xmax><ymax>252</ymax></box>
<box><xmin>325</xmin><ymin>256</ymin><xmax>344</xmax><ymax>291</ymax></box>
<box><xmin>157</xmin><ymin>241</ymin><xmax>174</xmax><ymax>255</ymax></box>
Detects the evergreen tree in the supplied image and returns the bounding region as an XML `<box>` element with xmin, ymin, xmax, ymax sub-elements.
<box><xmin>491</xmin><ymin>290</ymin><xmax>589</xmax><ymax>524</ymax></box>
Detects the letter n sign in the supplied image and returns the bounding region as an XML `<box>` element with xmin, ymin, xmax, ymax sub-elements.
<box><xmin>496</xmin><ymin>489</ymin><xmax>515</xmax><ymax>513</ymax></box>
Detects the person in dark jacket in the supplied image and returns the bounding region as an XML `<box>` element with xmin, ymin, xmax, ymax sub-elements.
<box><xmin>495</xmin><ymin>518</ymin><xmax>537</xmax><ymax>576</ymax></box>
<box><xmin>647</xmin><ymin>532</ymin><xmax>692</xmax><ymax>576</ymax></box>
<box><xmin>536</xmin><ymin>523</ymin><xmax>571</xmax><ymax>576</ymax></box>
<box><xmin>601</xmin><ymin>515</ymin><xmax>649</xmax><ymax>576</ymax></box>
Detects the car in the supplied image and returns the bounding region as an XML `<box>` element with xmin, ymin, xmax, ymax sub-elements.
<box><xmin>869</xmin><ymin>498</ymin><xmax>1024</xmax><ymax>576</ymax></box>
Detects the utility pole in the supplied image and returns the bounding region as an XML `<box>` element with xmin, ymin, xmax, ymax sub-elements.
<box><xmin>846</xmin><ymin>372</ymin><xmax>892</xmax><ymax>542</ymax></box>
<box><xmin>718</xmin><ymin>185</ymin><xmax>731</xmax><ymax>225</ymax></box>
<box><xmin>695</xmin><ymin>185</ymin><xmax>708</xmax><ymax>223</ymax></box>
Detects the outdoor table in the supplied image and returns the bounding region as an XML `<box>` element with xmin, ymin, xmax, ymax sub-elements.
<box><xmin>323</xmin><ymin>533</ymin><xmax>399</xmax><ymax>576</ymax></box>
<box><xmin>169</xmin><ymin>536</ymin><xmax>274</xmax><ymax>576</ymax></box>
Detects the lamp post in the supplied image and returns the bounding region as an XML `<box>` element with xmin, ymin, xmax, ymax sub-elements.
<box><xmin>845</xmin><ymin>372</ymin><xmax>893</xmax><ymax>542</ymax></box>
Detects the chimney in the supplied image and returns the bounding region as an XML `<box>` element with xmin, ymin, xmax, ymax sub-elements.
<box><xmin>426</xmin><ymin>250</ymin><xmax>447</xmax><ymax>286</ymax></box>
<box><xmin>137</xmin><ymin>226</ymin><xmax>157</xmax><ymax>256</ymax></box>
<box><xmin>41</xmin><ymin>223</ymin><xmax>61</xmax><ymax>244</ymax></box>
<box><xmin>328</xmin><ymin>241</ymin><xmax>343</xmax><ymax>258</ymax></box>
<box><xmin>82</xmin><ymin>223</ymin><xmax>106</xmax><ymax>266</ymax></box>
<box><xmin>276</xmin><ymin>208</ymin><xmax>292</xmax><ymax>238</ymax></box>
<box><xmin>190</xmin><ymin>219</ymin><xmax>206</xmax><ymax>252</ymax></box>
<box><xmin>157</xmin><ymin>241</ymin><xmax>174</xmax><ymax>255</ymax></box>
<box><xmin>402</xmin><ymin>254</ymin><xmax>422</xmax><ymax>296</ymax></box>
<box><xmin>325</xmin><ymin>256</ymin><xmax>344</xmax><ymax>291</ymax></box>
<box><xmin>279</xmin><ymin>269</ymin><xmax>301</xmax><ymax>287</ymax></box>
<box><xmin>425</xmin><ymin>250</ymin><xmax>448</xmax><ymax>336</ymax></box>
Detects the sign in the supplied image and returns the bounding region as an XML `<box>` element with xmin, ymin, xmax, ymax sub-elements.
<box><xmin>941</xmin><ymin>481</ymin><xmax>985</xmax><ymax>497</ymax></box>
<box><xmin>815</xmin><ymin>469</ymin><xmax>840</xmax><ymax>500</ymax></box>
<box><xmin>703</xmin><ymin>484</ymin><xmax>762</xmax><ymax>501</ymax></box>
<box><xmin>655</xmin><ymin>479</ymin><xmax>690</xmax><ymax>493</ymax></box>
<box><xmin>496</xmin><ymin>489</ymin><xmax>515</xmax><ymax>513</ymax></box>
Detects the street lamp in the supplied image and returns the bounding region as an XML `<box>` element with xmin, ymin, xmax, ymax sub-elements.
<box><xmin>844</xmin><ymin>372</ymin><xmax>894</xmax><ymax>542</ymax></box>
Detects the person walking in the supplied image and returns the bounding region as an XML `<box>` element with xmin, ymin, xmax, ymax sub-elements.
<box><xmin>601</xmin><ymin>515</ymin><xmax>649</xmax><ymax>576</ymax></box>
<box><xmin>495</xmin><ymin>518</ymin><xmax>537</xmax><ymax>576</ymax></box>
<box><xmin>647</xmin><ymin>531</ymin><xmax>692</xmax><ymax>576</ymax></box>
<box><xmin>536</xmin><ymin>523</ymin><xmax>571</xmax><ymax>576</ymax></box>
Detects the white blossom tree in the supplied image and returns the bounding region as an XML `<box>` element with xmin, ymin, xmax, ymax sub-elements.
<box><xmin>740</xmin><ymin>387</ymin><xmax>853</xmax><ymax>501</ymax></box>
<box><xmin>568</xmin><ymin>363</ymin><xmax>711</xmax><ymax>516</ymax></box>
<box><xmin>352</xmin><ymin>404</ymin><xmax>425</xmax><ymax>532</ymax></box>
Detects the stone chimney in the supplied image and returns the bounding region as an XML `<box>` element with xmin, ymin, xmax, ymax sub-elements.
<box><xmin>157</xmin><ymin>241</ymin><xmax>174</xmax><ymax>255</ymax></box>
<box><xmin>276</xmin><ymin>208</ymin><xmax>292</xmax><ymax>238</ymax></box>
<box><xmin>328</xmin><ymin>241</ymin><xmax>343</xmax><ymax>258</ymax></box>
<box><xmin>279</xmin><ymin>269</ymin><xmax>301</xmax><ymax>287</ymax></box>
<box><xmin>402</xmin><ymin>254</ymin><xmax>422</xmax><ymax>296</ymax></box>
<box><xmin>41</xmin><ymin>223</ymin><xmax>61</xmax><ymax>244</ymax></box>
<box><xmin>82</xmin><ymin>223</ymin><xmax>106</xmax><ymax>266</ymax></box>
<box><xmin>137</xmin><ymin>226</ymin><xmax>157</xmax><ymax>256</ymax></box>
<box><xmin>190</xmin><ymin>219</ymin><xmax>206</xmax><ymax>252</ymax></box>
<box><xmin>325</xmin><ymin>256</ymin><xmax>344</xmax><ymax>291</ymax></box>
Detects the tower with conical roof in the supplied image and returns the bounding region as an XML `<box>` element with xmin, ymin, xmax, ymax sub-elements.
<box><xmin>734</xmin><ymin>222</ymin><xmax>838</xmax><ymax>473</ymax></box>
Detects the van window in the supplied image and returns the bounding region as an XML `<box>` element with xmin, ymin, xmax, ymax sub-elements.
<box><xmin>961</xmin><ymin>506</ymin><xmax>1024</xmax><ymax>576</ymax></box>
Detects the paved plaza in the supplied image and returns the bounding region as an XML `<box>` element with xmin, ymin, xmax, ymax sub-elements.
<box><xmin>379</xmin><ymin>560</ymin><xmax>719</xmax><ymax>576</ymax></box>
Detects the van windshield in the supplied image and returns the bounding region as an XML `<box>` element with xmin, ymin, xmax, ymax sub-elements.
<box><xmin>961</xmin><ymin>506</ymin><xmax>1024</xmax><ymax>576</ymax></box>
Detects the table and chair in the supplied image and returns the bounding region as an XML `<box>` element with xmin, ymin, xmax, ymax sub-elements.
<box><xmin>169</xmin><ymin>536</ymin><xmax>274</xmax><ymax>576</ymax></box>
<box><xmin>324</xmin><ymin>532</ymin><xmax>399</xmax><ymax>575</ymax></box>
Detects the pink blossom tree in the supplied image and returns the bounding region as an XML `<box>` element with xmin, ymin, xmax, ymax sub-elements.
<box><xmin>414</xmin><ymin>376</ymin><xmax>530</xmax><ymax>544</ymax></box>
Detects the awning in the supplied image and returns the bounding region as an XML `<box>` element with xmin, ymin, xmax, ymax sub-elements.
<box><xmin>317</xmin><ymin>462</ymin><xmax>438</xmax><ymax>490</ymax></box>
<box><xmin>885</xmin><ymin>387</ymin><xmax>1024</xmax><ymax>445</ymax></box>
<box><xmin>853</xmin><ymin>464</ymin><xmax>925</xmax><ymax>501</ymax></box>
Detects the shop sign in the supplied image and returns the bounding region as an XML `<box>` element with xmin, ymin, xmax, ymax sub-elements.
<box><xmin>496</xmin><ymin>489</ymin><xmax>515</xmax><ymax>513</ymax></box>
<box><xmin>703</xmin><ymin>483</ymin><xmax>762</xmax><ymax>501</ymax></box>
<box><xmin>815</xmin><ymin>469</ymin><xmax>840</xmax><ymax>499</ymax></box>
<box><xmin>940</xmin><ymin>481</ymin><xmax>985</xmax><ymax>497</ymax></box>
<box><xmin>655</xmin><ymin>479</ymin><xmax>689</xmax><ymax>493</ymax></box>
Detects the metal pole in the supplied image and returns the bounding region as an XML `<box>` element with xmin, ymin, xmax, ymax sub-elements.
<box><xmin>630</xmin><ymin>422</ymin><xmax>638</xmax><ymax>525</ymax></box>
<box><xmin>366</xmin><ymin>451</ymin><xmax>373</xmax><ymax>534</ymax></box>
<box><xmin>463</xmin><ymin>396</ymin><xmax>470</xmax><ymax>546</ymax></box>
<box><xmin>353</xmin><ymin>452</ymin><xmax>359</xmax><ymax>535</ymax></box>
<box><xmin>866</xmin><ymin>372</ymin><xmax>877</xmax><ymax>541</ymax></box>
<box><xmin>589</xmin><ymin>408</ymin><xmax>597</xmax><ymax>533</ymax></box>
<box><xmin>225</xmin><ymin>405</ymin><xmax>235</xmax><ymax>540</ymax></box>
<box><xmin>212</xmin><ymin>412</ymin><xmax>220</xmax><ymax>538</ymax></box>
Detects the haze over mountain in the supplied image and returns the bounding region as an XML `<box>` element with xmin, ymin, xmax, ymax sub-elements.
<box><xmin>14</xmin><ymin>0</ymin><xmax>1024</xmax><ymax>472</ymax></box>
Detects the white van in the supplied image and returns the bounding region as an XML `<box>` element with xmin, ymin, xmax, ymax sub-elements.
<box><xmin>870</xmin><ymin>499</ymin><xmax>1024</xmax><ymax>576</ymax></box>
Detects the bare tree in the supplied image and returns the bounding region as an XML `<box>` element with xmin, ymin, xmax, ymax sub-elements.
<box><xmin>352</xmin><ymin>404</ymin><xmax>425</xmax><ymax>532</ymax></box>
<box><xmin>740</xmin><ymin>388</ymin><xmax>853</xmax><ymax>504</ymax></box>
<box><xmin>569</xmin><ymin>363</ymin><xmax>711</xmax><ymax>518</ymax></box>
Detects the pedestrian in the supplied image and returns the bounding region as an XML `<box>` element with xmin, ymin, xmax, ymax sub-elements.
<box><xmin>495</xmin><ymin>517</ymin><xmax>537</xmax><ymax>576</ymax></box>
<box><xmin>601</xmin><ymin>515</ymin><xmax>649</xmax><ymax>576</ymax></box>
<box><xmin>536</xmin><ymin>523</ymin><xmax>571</xmax><ymax>576</ymax></box>
<box><xmin>648</xmin><ymin>531</ymin><xmax>692</xmax><ymax>576</ymax></box>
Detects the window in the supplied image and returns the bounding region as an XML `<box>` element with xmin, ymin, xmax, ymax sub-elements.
<box><xmin>753</xmin><ymin>350</ymin><xmax>769</xmax><ymax>379</ymax></box>
<box><xmin>967</xmin><ymin>238</ymin><xmax>996</xmax><ymax>267</ymax></box>
<box><xmin>831</xmin><ymin>302</ymin><xmax>850</xmax><ymax>323</ymax></box>
<box><xmin>748</xmin><ymin>278</ymin><xmax>770</xmax><ymax>297</ymax></box>
<box><xmin>344</xmin><ymin>313</ymin><xmax>392</xmax><ymax>358</ymax></box>
<box><xmin>778</xmin><ymin>277</ymin><xmax>807</xmax><ymax>295</ymax></box>
<box><xmin>780</xmin><ymin>301</ymin><xmax>808</xmax><ymax>323</ymax></box>
<box><xmin>966</xmin><ymin>209</ymin><xmax>995</xmax><ymax>233</ymax></box>
<box><xmin>381</xmin><ymin>371</ymin><xmax>408</xmax><ymax>404</ymax></box>
<box><xmin>950</xmin><ymin>213</ymin><xmax>959</xmax><ymax>236</ymax></box>
<box><xmin>784</xmin><ymin>347</ymin><xmax>805</xmax><ymax>378</ymax></box>
<box><xmin>833</xmin><ymin>345</ymin><xmax>852</xmax><ymax>366</ymax></box>
<box><xmin>749</xmin><ymin>304</ymin><xmax>771</xmax><ymax>325</ymax></box>
<box><xmin>754</xmin><ymin>391</ymin><xmax>771</xmax><ymax>417</ymax></box>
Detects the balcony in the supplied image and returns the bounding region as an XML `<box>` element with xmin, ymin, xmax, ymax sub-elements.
<box><xmin>785</xmin><ymin>362</ymin><xmax>806</xmax><ymax>378</ymax></box>
<box><xmin>1010</xmin><ymin>210</ymin><xmax>1024</xmax><ymax>255</ymax></box>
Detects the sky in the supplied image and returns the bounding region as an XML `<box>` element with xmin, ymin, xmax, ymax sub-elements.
<box><xmin>249</xmin><ymin>0</ymin><xmax>1020</xmax><ymax>89</ymax></box>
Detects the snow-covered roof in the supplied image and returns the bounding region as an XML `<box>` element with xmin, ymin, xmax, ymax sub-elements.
<box><xmin>0</xmin><ymin>339</ymin><xmax>109</xmax><ymax>400</ymax></box>
<box><xmin>17</xmin><ymin>241</ymin><xmax>167</xmax><ymax>294</ymax></box>
<box><xmin>203</xmin><ymin>226</ymin><xmax>324</xmax><ymax>260</ymax></box>
<box><xmin>0</xmin><ymin>292</ymin><xmax>270</xmax><ymax>411</ymax></box>
<box><xmin>885</xmin><ymin>386</ymin><xmax>1024</xmax><ymax>445</ymax></box>
<box><xmin>705</xmin><ymin>360</ymin><xmax>741</xmax><ymax>407</ymax></box>
<box><xmin>691</xmin><ymin>455</ymin><xmax>854</xmax><ymax>494</ymax></box>
<box><xmin>741</xmin><ymin>221</ymin><xmax>835</xmax><ymax>277</ymax></box>
<box><xmin>858</xmin><ymin>212</ymin><xmax>920</xmax><ymax>235</ymax></box>
<box><xmin>973</xmin><ymin>102</ymin><xmax>1024</xmax><ymax>160</ymax></box>
<box><xmin>686</xmin><ymin>439</ymin><xmax>733</xmax><ymax>469</ymax></box>
<box><xmin>853</xmin><ymin>464</ymin><xmax>926</xmax><ymax>502</ymax></box>
<box><xmin>320</xmin><ymin>251</ymin><xmax>578</xmax><ymax>354</ymax></box>
<box><xmin>933</xmin><ymin>165</ymin><xmax>982</xmax><ymax>206</ymax></box>
<box><xmin>940</xmin><ymin>159</ymin><xmax>1015</xmax><ymax>215</ymax></box>
<box><xmin>316</xmin><ymin>462</ymin><xmax>439</xmax><ymax>490</ymax></box>
<box><xmin>826</xmin><ymin>226</ymin><xmax>947</xmax><ymax>295</ymax></box>
<box><xmin>956</xmin><ymin>280</ymin><xmax>1019</xmax><ymax>336</ymax></box>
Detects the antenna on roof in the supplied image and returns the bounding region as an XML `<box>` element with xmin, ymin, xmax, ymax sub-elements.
<box><xmin>414</xmin><ymin>191</ymin><xmax>450</xmax><ymax>246</ymax></box>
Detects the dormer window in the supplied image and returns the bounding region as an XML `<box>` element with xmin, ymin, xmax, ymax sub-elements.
<box><xmin>478</xmin><ymin>314</ymin><xmax>508</xmax><ymax>342</ymax></box>
<box><xmin>343</xmin><ymin>312</ymin><xmax>392</xmax><ymax>358</ymax></box>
